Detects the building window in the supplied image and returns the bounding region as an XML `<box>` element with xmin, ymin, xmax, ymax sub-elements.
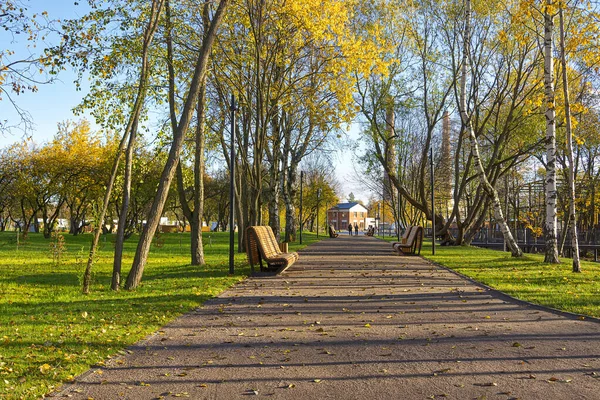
<box><xmin>354</xmin><ymin>212</ymin><xmax>357</xmax><ymax>217</ymax></box>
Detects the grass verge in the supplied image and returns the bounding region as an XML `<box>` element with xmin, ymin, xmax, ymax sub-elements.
<box><xmin>0</xmin><ymin>230</ymin><xmax>320</xmax><ymax>399</ymax></box>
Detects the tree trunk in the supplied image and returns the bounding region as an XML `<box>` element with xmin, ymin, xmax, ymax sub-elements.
<box><xmin>283</xmin><ymin>163</ymin><xmax>297</xmax><ymax>243</ymax></box>
<box><xmin>125</xmin><ymin>0</ymin><xmax>230</xmax><ymax>290</ymax></box>
<box><xmin>82</xmin><ymin>141</ymin><xmax>126</xmax><ymax>293</ymax></box>
<box><xmin>112</xmin><ymin>0</ymin><xmax>164</xmax><ymax>291</ymax></box>
<box><xmin>559</xmin><ymin>6</ymin><xmax>580</xmax><ymax>272</ymax></box>
<box><xmin>459</xmin><ymin>0</ymin><xmax>522</xmax><ymax>257</ymax></box>
<box><xmin>112</xmin><ymin>123</ymin><xmax>137</xmax><ymax>290</ymax></box>
<box><xmin>169</xmin><ymin>1</ymin><xmax>207</xmax><ymax>266</ymax></box>
<box><xmin>267</xmin><ymin>148</ymin><xmax>281</xmax><ymax>242</ymax></box>
<box><xmin>42</xmin><ymin>207</ymin><xmax>51</xmax><ymax>238</ymax></box>
<box><xmin>191</xmin><ymin>82</ymin><xmax>206</xmax><ymax>265</ymax></box>
<box><xmin>543</xmin><ymin>0</ymin><xmax>560</xmax><ymax>263</ymax></box>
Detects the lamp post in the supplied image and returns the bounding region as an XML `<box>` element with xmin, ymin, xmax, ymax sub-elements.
<box><xmin>377</xmin><ymin>203</ymin><xmax>381</xmax><ymax>235</ymax></box>
<box><xmin>299</xmin><ymin>171</ymin><xmax>304</xmax><ymax>244</ymax></box>
<box><xmin>430</xmin><ymin>147</ymin><xmax>435</xmax><ymax>256</ymax></box>
<box><xmin>228</xmin><ymin>94</ymin><xmax>237</xmax><ymax>274</ymax></box>
<box><xmin>316</xmin><ymin>188</ymin><xmax>322</xmax><ymax>238</ymax></box>
<box><xmin>397</xmin><ymin>162</ymin><xmax>401</xmax><ymax>241</ymax></box>
<box><xmin>382</xmin><ymin>186</ymin><xmax>385</xmax><ymax>239</ymax></box>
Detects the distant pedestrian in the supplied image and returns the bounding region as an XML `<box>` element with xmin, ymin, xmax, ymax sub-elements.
<box><xmin>354</xmin><ymin>223</ymin><xmax>359</xmax><ymax>236</ymax></box>
<box><xmin>348</xmin><ymin>224</ymin><xmax>353</xmax><ymax>236</ymax></box>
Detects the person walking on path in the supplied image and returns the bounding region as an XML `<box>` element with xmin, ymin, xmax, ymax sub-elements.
<box><xmin>354</xmin><ymin>223</ymin><xmax>359</xmax><ymax>236</ymax></box>
<box><xmin>348</xmin><ymin>224</ymin><xmax>353</xmax><ymax>236</ymax></box>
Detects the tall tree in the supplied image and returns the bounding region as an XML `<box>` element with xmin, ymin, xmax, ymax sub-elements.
<box><xmin>459</xmin><ymin>0</ymin><xmax>522</xmax><ymax>256</ymax></box>
<box><xmin>112</xmin><ymin>0</ymin><xmax>165</xmax><ymax>290</ymax></box>
<box><xmin>125</xmin><ymin>0</ymin><xmax>230</xmax><ymax>290</ymax></box>
<box><xmin>543</xmin><ymin>0</ymin><xmax>560</xmax><ymax>263</ymax></box>
<box><xmin>169</xmin><ymin>0</ymin><xmax>210</xmax><ymax>266</ymax></box>
<box><xmin>558</xmin><ymin>4</ymin><xmax>580</xmax><ymax>272</ymax></box>
<box><xmin>212</xmin><ymin>0</ymin><xmax>385</xmax><ymax>249</ymax></box>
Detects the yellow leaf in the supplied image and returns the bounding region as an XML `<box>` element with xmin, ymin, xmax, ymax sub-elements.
<box><xmin>39</xmin><ymin>364</ymin><xmax>52</xmax><ymax>374</ymax></box>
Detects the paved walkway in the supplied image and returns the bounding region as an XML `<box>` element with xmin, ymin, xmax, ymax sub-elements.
<box><xmin>56</xmin><ymin>236</ymin><xmax>600</xmax><ymax>399</ymax></box>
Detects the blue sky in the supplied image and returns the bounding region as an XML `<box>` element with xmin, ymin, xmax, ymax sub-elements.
<box><xmin>1</xmin><ymin>0</ymin><xmax>368</xmax><ymax>202</ymax></box>
<box><xmin>1</xmin><ymin>0</ymin><xmax>93</xmax><ymax>146</ymax></box>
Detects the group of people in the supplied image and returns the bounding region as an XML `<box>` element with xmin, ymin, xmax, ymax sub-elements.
<box><xmin>347</xmin><ymin>223</ymin><xmax>360</xmax><ymax>236</ymax></box>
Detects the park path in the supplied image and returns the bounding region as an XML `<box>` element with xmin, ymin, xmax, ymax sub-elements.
<box><xmin>55</xmin><ymin>236</ymin><xmax>600</xmax><ymax>399</ymax></box>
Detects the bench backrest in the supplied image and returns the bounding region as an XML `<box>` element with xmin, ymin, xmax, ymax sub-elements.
<box><xmin>329</xmin><ymin>225</ymin><xmax>337</xmax><ymax>237</ymax></box>
<box><xmin>400</xmin><ymin>226</ymin><xmax>414</xmax><ymax>242</ymax></box>
<box><xmin>404</xmin><ymin>225</ymin><xmax>420</xmax><ymax>246</ymax></box>
<box><xmin>413</xmin><ymin>226</ymin><xmax>423</xmax><ymax>254</ymax></box>
<box><xmin>247</xmin><ymin>226</ymin><xmax>281</xmax><ymax>261</ymax></box>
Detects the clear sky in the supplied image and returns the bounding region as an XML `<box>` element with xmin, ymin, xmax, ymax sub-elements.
<box><xmin>1</xmin><ymin>0</ymin><xmax>369</xmax><ymax>203</ymax></box>
<box><xmin>1</xmin><ymin>0</ymin><xmax>94</xmax><ymax>145</ymax></box>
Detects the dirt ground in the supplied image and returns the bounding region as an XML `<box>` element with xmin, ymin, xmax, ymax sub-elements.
<box><xmin>53</xmin><ymin>236</ymin><xmax>600</xmax><ymax>399</ymax></box>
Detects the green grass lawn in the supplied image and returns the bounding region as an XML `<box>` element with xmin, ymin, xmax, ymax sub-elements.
<box><xmin>0</xmin><ymin>230</ymin><xmax>320</xmax><ymax>399</ymax></box>
<box><xmin>379</xmin><ymin>235</ymin><xmax>600</xmax><ymax>318</ymax></box>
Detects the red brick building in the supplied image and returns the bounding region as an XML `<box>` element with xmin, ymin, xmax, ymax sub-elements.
<box><xmin>327</xmin><ymin>202</ymin><xmax>369</xmax><ymax>231</ymax></box>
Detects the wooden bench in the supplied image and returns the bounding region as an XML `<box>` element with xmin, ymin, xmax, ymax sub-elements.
<box><xmin>328</xmin><ymin>225</ymin><xmax>339</xmax><ymax>238</ymax></box>
<box><xmin>246</xmin><ymin>226</ymin><xmax>299</xmax><ymax>273</ymax></box>
<box><xmin>393</xmin><ymin>225</ymin><xmax>423</xmax><ymax>255</ymax></box>
<box><xmin>392</xmin><ymin>225</ymin><xmax>414</xmax><ymax>246</ymax></box>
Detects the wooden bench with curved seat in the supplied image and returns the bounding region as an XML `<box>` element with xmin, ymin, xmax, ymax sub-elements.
<box><xmin>393</xmin><ymin>225</ymin><xmax>423</xmax><ymax>256</ymax></box>
<box><xmin>246</xmin><ymin>226</ymin><xmax>299</xmax><ymax>273</ymax></box>
<box><xmin>328</xmin><ymin>225</ymin><xmax>339</xmax><ymax>238</ymax></box>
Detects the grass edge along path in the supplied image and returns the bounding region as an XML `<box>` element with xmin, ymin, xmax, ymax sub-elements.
<box><xmin>378</xmin><ymin>236</ymin><xmax>600</xmax><ymax>319</ymax></box>
<box><xmin>0</xmin><ymin>231</ymin><xmax>321</xmax><ymax>400</ymax></box>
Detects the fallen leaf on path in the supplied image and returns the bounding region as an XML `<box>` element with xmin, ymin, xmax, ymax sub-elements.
<box><xmin>433</xmin><ymin>368</ymin><xmax>451</xmax><ymax>375</ymax></box>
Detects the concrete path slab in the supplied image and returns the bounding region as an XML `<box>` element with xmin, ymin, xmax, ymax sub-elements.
<box><xmin>54</xmin><ymin>236</ymin><xmax>600</xmax><ymax>399</ymax></box>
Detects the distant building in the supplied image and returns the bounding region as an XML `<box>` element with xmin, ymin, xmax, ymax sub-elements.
<box><xmin>327</xmin><ymin>202</ymin><xmax>369</xmax><ymax>230</ymax></box>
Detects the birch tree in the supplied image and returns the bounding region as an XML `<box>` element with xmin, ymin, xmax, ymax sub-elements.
<box><xmin>558</xmin><ymin>5</ymin><xmax>580</xmax><ymax>272</ymax></box>
<box><xmin>543</xmin><ymin>0</ymin><xmax>560</xmax><ymax>263</ymax></box>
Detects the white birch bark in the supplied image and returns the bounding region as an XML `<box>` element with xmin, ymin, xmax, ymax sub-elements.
<box><xmin>559</xmin><ymin>7</ymin><xmax>581</xmax><ymax>272</ymax></box>
<box><xmin>459</xmin><ymin>0</ymin><xmax>522</xmax><ymax>257</ymax></box>
<box><xmin>543</xmin><ymin>0</ymin><xmax>560</xmax><ymax>263</ymax></box>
